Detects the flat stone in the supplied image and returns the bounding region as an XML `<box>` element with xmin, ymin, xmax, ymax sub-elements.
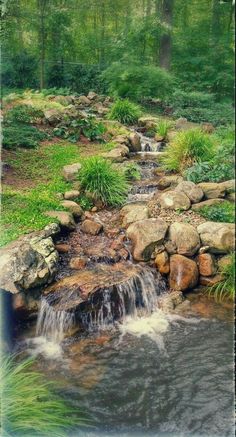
<box><xmin>63</xmin><ymin>163</ymin><xmax>82</xmax><ymax>182</ymax></box>
<box><xmin>198</xmin><ymin>182</ymin><xmax>225</xmax><ymax>199</ymax></box>
<box><xmin>45</xmin><ymin>211</ymin><xmax>76</xmax><ymax>231</ymax></box>
<box><xmin>81</xmin><ymin>219</ymin><xmax>103</xmax><ymax>236</ymax></box>
<box><xmin>160</xmin><ymin>191</ymin><xmax>191</xmax><ymax>210</ymax></box>
<box><xmin>61</xmin><ymin>200</ymin><xmax>83</xmax><ymax>219</ymax></box>
<box><xmin>120</xmin><ymin>202</ymin><xmax>150</xmax><ymax>228</ymax></box>
<box><xmin>169</xmin><ymin>255</ymin><xmax>199</xmax><ymax>291</ymax></box>
<box><xmin>197</xmin><ymin>222</ymin><xmax>235</xmax><ymax>253</ymax></box>
<box><xmin>192</xmin><ymin>198</ymin><xmax>226</xmax><ymax>211</ymax></box>
<box><xmin>126</xmin><ymin>218</ymin><xmax>168</xmax><ymax>261</ymax></box>
<box><xmin>64</xmin><ymin>190</ymin><xmax>80</xmax><ymax>200</ymax></box>
<box><xmin>168</xmin><ymin>222</ymin><xmax>200</xmax><ymax>256</ymax></box>
<box><xmin>175</xmin><ymin>181</ymin><xmax>204</xmax><ymax>203</ymax></box>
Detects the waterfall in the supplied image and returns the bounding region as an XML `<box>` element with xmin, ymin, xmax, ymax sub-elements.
<box><xmin>36</xmin><ymin>299</ymin><xmax>75</xmax><ymax>343</ymax></box>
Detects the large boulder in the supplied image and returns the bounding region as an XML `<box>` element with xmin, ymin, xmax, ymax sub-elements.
<box><xmin>175</xmin><ymin>181</ymin><xmax>204</xmax><ymax>204</ymax></box>
<box><xmin>126</xmin><ymin>218</ymin><xmax>168</xmax><ymax>261</ymax></box>
<box><xmin>168</xmin><ymin>222</ymin><xmax>200</xmax><ymax>256</ymax></box>
<box><xmin>156</xmin><ymin>175</ymin><xmax>183</xmax><ymax>190</ymax></box>
<box><xmin>128</xmin><ymin>132</ymin><xmax>141</xmax><ymax>152</ymax></box>
<box><xmin>60</xmin><ymin>200</ymin><xmax>83</xmax><ymax>219</ymax></box>
<box><xmin>44</xmin><ymin>108</ymin><xmax>63</xmax><ymax>126</ymax></box>
<box><xmin>62</xmin><ymin>163</ymin><xmax>82</xmax><ymax>182</ymax></box>
<box><xmin>45</xmin><ymin>211</ymin><xmax>76</xmax><ymax>231</ymax></box>
<box><xmin>77</xmin><ymin>95</ymin><xmax>91</xmax><ymax>106</ymax></box>
<box><xmin>198</xmin><ymin>182</ymin><xmax>226</xmax><ymax>199</ymax></box>
<box><xmin>197</xmin><ymin>222</ymin><xmax>235</xmax><ymax>253</ymax></box>
<box><xmin>192</xmin><ymin>198</ymin><xmax>226</xmax><ymax>211</ymax></box>
<box><xmin>120</xmin><ymin>202</ymin><xmax>150</xmax><ymax>228</ymax></box>
<box><xmin>160</xmin><ymin>191</ymin><xmax>191</xmax><ymax>210</ymax></box>
<box><xmin>169</xmin><ymin>255</ymin><xmax>199</xmax><ymax>291</ymax></box>
<box><xmin>0</xmin><ymin>228</ymin><xmax>59</xmax><ymax>294</ymax></box>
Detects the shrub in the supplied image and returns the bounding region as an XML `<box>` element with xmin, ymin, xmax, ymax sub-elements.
<box><xmin>2</xmin><ymin>125</ymin><xmax>48</xmax><ymax>149</ymax></box>
<box><xmin>41</xmin><ymin>87</ymin><xmax>73</xmax><ymax>96</ymax></box>
<box><xmin>1</xmin><ymin>51</ymin><xmax>38</xmax><ymax>88</ymax></box>
<box><xmin>5</xmin><ymin>105</ymin><xmax>44</xmax><ymax>124</ymax></box>
<box><xmin>102</xmin><ymin>62</ymin><xmax>175</xmax><ymax>101</ymax></box>
<box><xmin>0</xmin><ymin>355</ymin><xmax>87</xmax><ymax>436</ymax></box>
<box><xmin>108</xmin><ymin>99</ymin><xmax>142</xmax><ymax>125</ymax></box>
<box><xmin>197</xmin><ymin>202</ymin><xmax>235</xmax><ymax>223</ymax></box>
<box><xmin>78</xmin><ymin>157</ymin><xmax>129</xmax><ymax>206</ymax></box>
<box><xmin>123</xmin><ymin>163</ymin><xmax>141</xmax><ymax>181</ymax></box>
<box><xmin>160</xmin><ymin>128</ymin><xmax>215</xmax><ymax>172</ymax></box>
<box><xmin>207</xmin><ymin>253</ymin><xmax>235</xmax><ymax>302</ymax></box>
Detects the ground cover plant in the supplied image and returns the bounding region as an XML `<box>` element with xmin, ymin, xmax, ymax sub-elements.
<box><xmin>108</xmin><ymin>99</ymin><xmax>142</xmax><ymax>125</ymax></box>
<box><xmin>78</xmin><ymin>156</ymin><xmax>129</xmax><ymax>206</ymax></box>
<box><xmin>160</xmin><ymin>128</ymin><xmax>215</xmax><ymax>172</ymax></box>
<box><xmin>197</xmin><ymin>202</ymin><xmax>235</xmax><ymax>223</ymax></box>
<box><xmin>0</xmin><ymin>355</ymin><xmax>86</xmax><ymax>436</ymax></box>
<box><xmin>3</xmin><ymin>125</ymin><xmax>48</xmax><ymax>149</ymax></box>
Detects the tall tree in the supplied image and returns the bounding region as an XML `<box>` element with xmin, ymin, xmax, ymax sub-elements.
<box><xmin>159</xmin><ymin>0</ymin><xmax>174</xmax><ymax>70</ymax></box>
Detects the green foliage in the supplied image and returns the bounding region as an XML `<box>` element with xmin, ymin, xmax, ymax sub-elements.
<box><xmin>1</xmin><ymin>51</ymin><xmax>38</xmax><ymax>88</ymax></box>
<box><xmin>108</xmin><ymin>99</ymin><xmax>142</xmax><ymax>125</ymax></box>
<box><xmin>53</xmin><ymin>116</ymin><xmax>106</xmax><ymax>142</ymax></box>
<box><xmin>123</xmin><ymin>163</ymin><xmax>141</xmax><ymax>181</ymax></box>
<box><xmin>0</xmin><ymin>144</ymin><xmax>81</xmax><ymax>246</ymax></box>
<box><xmin>156</xmin><ymin>120</ymin><xmax>172</xmax><ymax>138</ymax></box>
<box><xmin>5</xmin><ymin>105</ymin><xmax>44</xmax><ymax>124</ymax></box>
<box><xmin>160</xmin><ymin>128</ymin><xmax>215</xmax><ymax>172</ymax></box>
<box><xmin>77</xmin><ymin>194</ymin><xmax>94</xmax><ymax>210</ymax></box>
<box><xmin>208</xmin><ymin>254</ymin><xmax>235</xmax><ymax>303</ymax></box>
<box><xmin>2</xmin><ymin>125</ymin><xmax>47</xmax><ymax>149</ymax></box>
<box><xmin>78</xmin><ymin>156</ymin><xmax>129</xmax><ymax>206</ymax></box>
<box><xmin>102</xmin><ymin>63</ymin><xmax>175</xmax><ymax>101</ymax></box>
<box><xmin>197</xmin><ymin>202</ymin><xmax>235</xmax><ymax>223</ymax></box>
<box><xmin>40</xmin><ymin>87</ymin><xmax>73</xmax><ymax>96</ymax></box>
<box><xmin>0</xmin><ymin>355</ymin><xmax>86</xmax><ymax>436</ymax></box>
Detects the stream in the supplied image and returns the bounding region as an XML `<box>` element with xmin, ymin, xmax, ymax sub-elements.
<box><xmin>15</xmin><ymin>145</ymin><xmax>235</xmax><ymax>437</ymax></box>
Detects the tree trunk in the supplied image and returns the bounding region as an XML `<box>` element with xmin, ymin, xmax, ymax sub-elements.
<box><xmin>100</xmin><ymin>0</ymin><xmax>105</xmax><ymax>66</ymax></box>
<box><xmin>38</xmin><ymin>0</ymin><xmax>47</xmax><ymax>90</ymax></box>
<box><xmin>159</xmin><ymin>0</ymin><xmax>174</xmax><ymax>70</ymax></box>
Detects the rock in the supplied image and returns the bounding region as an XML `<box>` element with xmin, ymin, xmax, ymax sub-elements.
<box><xmin>0</xmin><ymin>233</ymin><xmax>59</xmax><ymax>293</ymax></box>
<box><xmin>92</xmin><ymin>103</ymin><xmax>109</xmax><ymax>115</ymax></box>
<box><xmin>219</xmin><ymin>179</ymin><xmax>235</xmax><ymax>193</ymax></box>
<box><xmin>64</xmin><ymin>190</ymin><xmax>80</xmax><ymax>200</ymax></box>
<box><xmin>62</xmin><ymin>163</ymin><xmax>81</xmax><ymax>181</ymax></box>
<box><xmin>198</xmin><ymin>182</ymin><xmax>225</xmax><ymax>199</ymax></box>
<box><xmin>201</xmin><ymin>122</ymin><xmax>214</xmax><ymax>134</ymax></box>
<box><xmin>69</xmin><ymin>256</ymin><xmax>88</xmax><ymax>270</ymax></box>
<box><xmin>126</xmin><ymin>218</ymin><xmax>168</xmax><ymax>261</ymax></box>
<box><xmin>155</xmin><ymin>251</ymin><xmax>169</xmax><ymax>275</ymax></box>
<box><xmin>81</xmin><ymin>219</ymin><xmax>103</xmax><ymax>236</ymax></box>
<box><xmin>113</xmin><ymin>135</ymin><xmax>129</xmax><ymax>145</ymax></box>
<box><xmin>159</xmin><ymin>291</ymin><xmax>184</xmax><ymax>312</ymax></box>
<box><xmin>55</xmin><ymin>243</ymin><xmax>70</xmax><ymax>253</ymax></box>
<box><xmin>120</xmin><ymin>202</ymin><xmax>150</xmax><ymax>228</ymax></box>
<box><xmin>175</xmin><ymin>118</ymin><xmax>196</xmax><ymax>130</ymax></box>
<box><xmin>197</xmin><ymin>253</ymin><xmax>217</xmax><ymax>277</ymax></box>
<box><xmin>91</xmin><ymin>206</ymin><xmax>98</xmax><ymax>212</ymax></box>
<box><xmin>197</xmin><ymin>222</ymin><xmax>235</xmax><ymax>253</ymax></box>
<box><xmin>156</xmin><ymin>175</ymin><xmax>183</xmax><ymax>190</ymax></box>
<box><xmin>192</xmin><ymin>198</ymin><xmax>226</xmax><ymax>211</ymax></box>
<box><xmin>175</xmin><ymin>181</ymin><xmax>204</xmax><ymax>203</ymax></box>
<box><xmin>77</xmin><ymin>95</ymin><xmax>91</xmax><ymax>105</ymax></box>
<box><xmin>164</xmin><ymin>240</ymin><xmax>177</xmax><ymax>255</ymax></box>
<box><xmin>138</xmin><ymin>116</ymin><xmax>159</xmax><ymax>129</ymax></box>
<box><xmin>168</xmin><ymin>222</ymin><xmax>200</xmax><ymax>256</ymax></box>
<box><xmin>226</xmin><ymin>192</ymin><xmax>235</xmax><ymax>202</ymax></box>
<box><xmin>61</xmin><ymin>200</ymin><xmax>83</xmax><ymax>219</ymax></box>
<box><xmin>128</xmin><ymin>132</ymin><xmax>141</xmax><ymax>152</ymax></box>
<box><xmin>198</xmin><ymin>246</ymin><xmax>210</xmax><ymax>254</ymax></box>
<box><xmin>87</xmin><ymin>91</ymin><xmax>98</xmax><ymax>100</ymax></box>
<box><xmin>169</xmin><ymin>255</ymin><xmax>199</xmax><ymax>291</ymax></box>
<box><xmin>43</xmin><ymin>223</ymin><xmax>61</xmax><ymax>238</ymax></box>
<box><xmin>217</xmin><ymin>255</ymin><xmax>232</xmax><ymax>270</ymax></box>
<box><xmin>160</xmin><ymin>191</ymin><xmax>191</xmax><ymax>210</ymax></box>
<box><xmin>102</xmin><ymin>145</ymin><xmax>129</xmax><ymax>162</ymax></box>
<box><xmin>199</xmin><ymin>275</ymin><xmax>223</xmax><ymax>286</ymax></box>
<box><xmin>45</xmin><ymin>211</ymin><xmax>76</xmax><ymax>231</ymax></box>
<box><xmin>44</xmin><ymin>108</ymin><xmax>63</xmax><ymax>126</ymax></box>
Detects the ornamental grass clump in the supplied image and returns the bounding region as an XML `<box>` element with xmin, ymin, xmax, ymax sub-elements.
<box><xmin>79</xmin><ymin>156</ymin><xmax>129</xmax><ymax>206</ymax></box>
<box><xmin>208</xmin><ymin>253</ymin><xmax>235</xmax><ymax>303</ymax></box>
<box><xmin>108</xmin><ymin>99</ymin><xmax>142</xmax><ymax>125</ymax></box>
<box><xmin>160</xmin><ymin>128</ymin><xmax>215</xmax><ymax>173</ymax></box>
<box><xmin>0</xmin><ymin>355</ymin><xmax>87</xmax><ymax>436</ymax></box>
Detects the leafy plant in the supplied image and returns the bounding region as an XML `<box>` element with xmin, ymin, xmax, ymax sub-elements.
<box><xmin>197</xmin><ymin>202</ymin><xmax>235</xmax><ymax>223</ymax></box>
<box><xmin>156</xmin><ymin>120</ymin><xmax>172</xmax><ymax>138</ymax></box>
<box><xmin>123</xmin><ymin>163</ymin><xmax>141</xmax><ymax>181</ymax></box>
<box><xmin>41</xmin><ymin>87</ymin><xmax>73</xmax><ymax>96</ymax></box>
<box><xmin>78</xmin><ymin>156</ymin><xmax>129</xmax><ymax>206</ymax></box>
<box><xmin>53</xmin><ymin>116</ymin><xmax>106</xmax><ymax>142</ymax></box>
<box><xmin>108</xmin><ymin>99</ymin><xmax>142</xmax><ymax>125</ymax></box>
<box><xmin>0</xmin><ymin>355</ymin><xmax>87</xmax><ymax>436</ymax></box>
<box><xmin>160</xmin><ymin>128</ymin><xmax>215</xmax><ymax>172</ymax></box>
<box><xmin>2</xmin><ymin>125</ymin><xmax>48</xmax><ymax>149</ymax></box>
<box><xmin>5</xmin><ymin>105</ymin><xmax>44</xmax><ymax>124</ymax></box>
<box><xmin>207</xmin><ymin>253</ymin><xmax>235</xmax><ymax>303</ymax></box>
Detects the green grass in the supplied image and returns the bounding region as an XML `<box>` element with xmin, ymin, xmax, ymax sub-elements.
<box><xmin>160</xmin><ymin>128</ymin><xmax>215</xmax><ymax>172</ymax></box>
<box><xmin>0</xmin><ymin>355</ymin><xmax>87</xmax><ymax>436</ymax></box>
<box><xmin>156</xmin><ymin>120</ymin><xmax>172</xmax><ymax>138</ymax></box>
<box><xmin>1</xmin><ymin>144</ymin><xmax>81</xmax><ymax>246</ymax></box>
<box><xmin>78</xmin><ymin>156</ymin><xmax>129</xmax><ymax>206</ymax></box>
<box><xmin>207</xmin><ymin>253</ymin><xmax>235</xmax><ymax>303</ymax></box>
<box><xmin>2</xmin><ymin>125</ymin><xmax>48</xmax><ymax>149</ymax></box>
<box><xmin>197</xmin><ymin>202</ymin><xmax>235</xmax><ymax>223</ymax></box>
<box><xmin>108</xmin><ymin>99</ymin><xmax>142</xmax><ymax>125</ymax></box>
